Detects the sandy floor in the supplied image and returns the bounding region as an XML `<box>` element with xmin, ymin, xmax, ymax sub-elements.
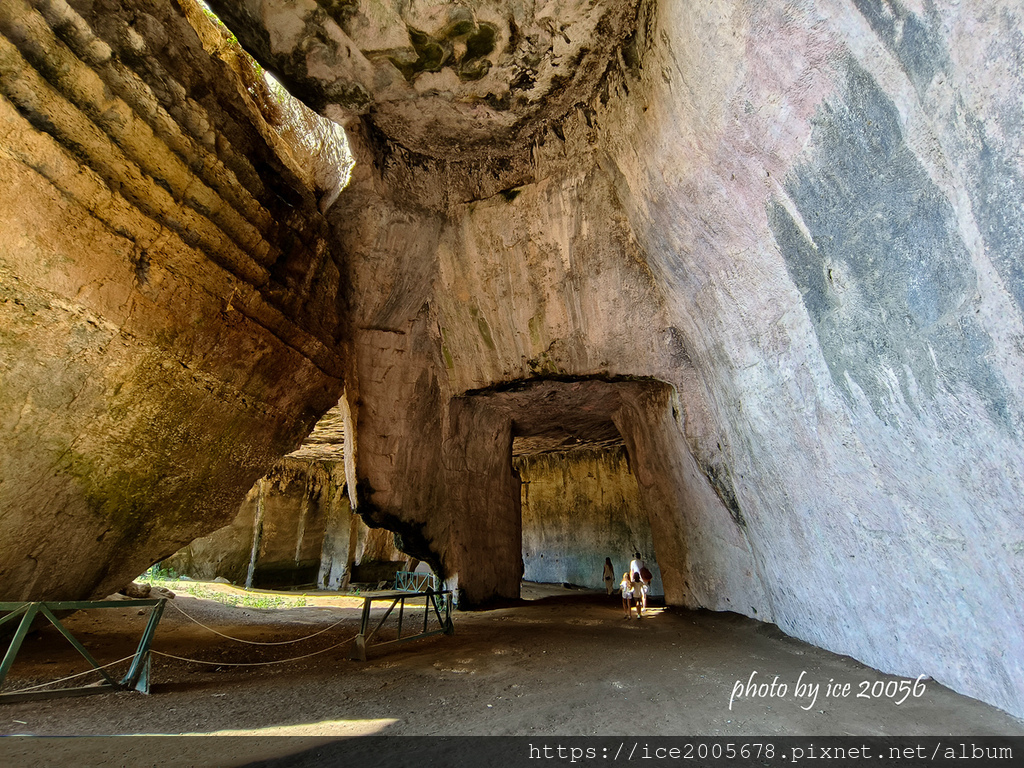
<box><xmin>1</xmin><ymin>582</ymin><xmax>1021</xmax><ymax>766</ymax></box>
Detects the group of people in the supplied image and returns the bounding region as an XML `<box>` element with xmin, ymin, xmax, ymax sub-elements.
<box><xmin>602</xmin><ymin>553</ymin><xmax>652</xmax><ymax>619</ymax></box>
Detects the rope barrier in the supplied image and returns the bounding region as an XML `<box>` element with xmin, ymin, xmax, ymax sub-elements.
<box><xmin>2</xmin><ymin>654</ymin><xmax>137</xmax><ymax>695</ymax></box>
<box><xmin>5</xmin><ymin>591</ymin><xmax>412</xmax><ymax>686</ymax></box>
<box><xmin>151</xmin><ymin>632</ymin><xmax>358</xmax><ymax>667</ymax></box>
<box><xmin>165</xmin><ymin>599</ymin><xmax>352</xmax><ymax>646</ymax></box>
<box><xmin>3</xmin><ymin>598</ymin><xmax>373</xmax><ymax>691</ymax></box>
<box><xmin>151</xmin><ymin>595</ymin><xmax>362</xmax><ymax>666</ymax></box>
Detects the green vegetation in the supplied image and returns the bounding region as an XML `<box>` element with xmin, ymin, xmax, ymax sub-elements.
<box><xmin>140</xmin><ymin>566</ymin><xmax>309</xmax><ymax>610</ymax></box>
<box><xmin>143</xmin><ymin>563</ymin><xmax>179</xmax><ymax>581</ymax></box>
<box><xmin>200</xmin><ymin>3</ymin><xmax>239</xmax><ymax>47</ymax></box>
<box><xmin>184</xmin><ymin>585</ymin><xmax>309</xmax><ymax>610</ymax></box>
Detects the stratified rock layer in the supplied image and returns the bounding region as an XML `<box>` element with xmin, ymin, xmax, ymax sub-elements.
<box><xmin>0</xmin><ymin>0</ymin><xmax>345</xmax><ymax>600</ymax></box>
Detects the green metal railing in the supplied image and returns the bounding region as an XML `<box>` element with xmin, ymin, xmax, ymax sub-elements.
<box><xmin>348</xmin><ymin>589</ymin><xmax>453</xmax><ymax>662</ymax></box>
<box><xmin>0</xmin><ymin>599</ymin><xmax>166</xmax><ymax>702</ymax></box>
<box><xmin>394</xmin><ymin>570</ymin><xmax>440</xmax><ymax>592</ymax></box>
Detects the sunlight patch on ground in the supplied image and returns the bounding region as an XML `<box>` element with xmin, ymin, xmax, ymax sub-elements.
<box><xmin>169</xmin><ymin>718</ymin><xmax>400</xmax><ymax>736</ymax></box>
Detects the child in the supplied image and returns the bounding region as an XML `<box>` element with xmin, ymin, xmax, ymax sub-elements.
<box><xmin>630</xmin><ymin>552</ymin><xmax>651</xmax><ymax>613</ymax></box>
<box><xmin>632</xmin><ymin>573</ymin><xmax>647</xmax><ymax>617</ymax></box>
<box><xmin>620</xmin><ymin>572</ymin><xmax>636</xmax><ymax>619</ymax></box>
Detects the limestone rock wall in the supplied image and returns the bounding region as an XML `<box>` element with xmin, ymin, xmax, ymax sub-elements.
<box><xmin>517</xmin><ymin>448</ymin><xmax>662</xmax><ymax>595</ymax></box>
<box><xmin>321</xmin><ymin>114</ymin><xmax>745</xmax><ymax>608</ymax></box>
<box><xmin>164</xmin><ymin>457</ymin><xmax>402</xmax><ymax>589</ymax></box>
<box><xmin>253</xmin><ymin>0</ymin><xmax>1024</xmax><ymax>717</ymax></box>
<box><xmin>4</xmin><ymin>0</ymin><xmax>1024</xmax><ymax>722</ymax></box>
<box><xmin>0</xmin><ymin>0</ymin><xmax>346</xmax><ymax>601</ymax></box>
<box><xmin>166</xmin><ymin>459</ymin><xmax>338</xmax><ymax>587</ymax></box>
<box><xmin>596</xmin><ymin>0</ymin><xmax>1024</xmax><ymax>718</ymax></box>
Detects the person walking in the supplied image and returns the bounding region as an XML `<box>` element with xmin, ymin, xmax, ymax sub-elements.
<box><xmin>629</xmin><ymin>552</ymin><xmax>652</xmax><ymax>613</ymax></box>
<box><xmin>620</xmin><ymin>571</ymin><xmax>637</xmax><ymax>619</ymax></box>
<box><xmin>632</xmin><ymin>572</ymin><xmax>646</xmax><ymax>618</ymax></box>
<box><xmin>602</xmin><ymin>557</ymin><xmax>615</xmax><ymax>595</ymax></box>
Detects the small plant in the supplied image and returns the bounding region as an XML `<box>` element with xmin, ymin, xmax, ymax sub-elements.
<box><xmin>141</xmin><ymin>563</ymin><xmax>179</xmax><ymax>582</ymax></box>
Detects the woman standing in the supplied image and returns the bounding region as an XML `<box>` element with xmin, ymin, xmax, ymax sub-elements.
<box><xmin>602</xmin><ymin>557</ymin><xmax>615</xmax><ymax>595</ymax></box>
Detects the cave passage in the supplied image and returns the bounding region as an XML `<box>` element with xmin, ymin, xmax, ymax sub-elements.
<box><xmin>447</xmin><ymin>377</ymin><xmax>675</xmax><ymax>604</ymax></box>
<box><xmin>513</xmin><ymin>428</ymin><xmax>662</xmax><ymax>596</ymax></box>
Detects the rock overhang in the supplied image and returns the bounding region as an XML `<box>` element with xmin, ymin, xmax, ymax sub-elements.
<box><xmin>460</xmin><ymin>376</ymin><xmax>665</xmax><ymax>456</ymax></box>
<box><xmin>205</xmin><ymin>0</ymin><xmax>644</xmax><ymax>159</ymax></box>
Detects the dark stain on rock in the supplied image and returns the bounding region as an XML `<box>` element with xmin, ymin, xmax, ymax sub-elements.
<box><xmin>852</xmin><ymin>0</ymin><xmax>950</xmax><ymax>98</ymax></box>
<box><xmin>485</xmin><ymin>90</ymin><xmax>512</xmax><ymax>111</ymax></box>
<box><xmin>441</xmin><ymin>7</ymin><xmax>475</xmax><ymax>39</ymax></box>
<box><xmin>621</xmin><ymin>32</ymin><xmax>642</xmax><ymax>77</ymax></box>
<box><xmin>315</xmin><ymin>0</ymin><xmax>359</xmax><ymax>29</ymax></box>
<box><xmin>962</xmin><ymin>111</ymin><xmax>1024</xmax><ymax>317</ymax></box>
<box><xmin>770</xmin><ymin>57</ymin><xmax>1012</xmax><ymax>429</ymax></box>
<box><xmin>134</xmin><ymin>248</ymin><xmax>151</xmax><ymax>286</ymax></box>
<box><xmin>506</xmin><ymin>16</ymin><xmax>521</xmax><ymax>53</ymax></box>
<box><xmin>406</xmin><ymin>27</ymin><xmax>450</xmax><ymax>74</ymax></box>
<box><xmin>465</xmin><ymin>22</ymin><xmax>497</xmax><ymax>61</ymax></box>
<box><xmin>663</xmin><ymin>326</ymin><xmax>692</xmax><ymax>367</ymax></box>
<box><xmin>355</xmin><ymin>480</ymin><xmax>444</xmax><ymax>578</ymax></box>
<box><xmin>390</xmin><ymin>16</ymin><xmax>496</xmax><ymax>83</ymax></box>
<box><xmin>511</xmin><ymin>68</ymin><xmax>537</xmax><ymax>92</ymax></box>
<box><xmin>854</xmin><ymin>3</ymin><xmax>1024</xmax><ymax>326</ymax></box>
<box><xmin>701</xmin><ymin>459</ymin><xmax>745</xmax><ymax>527</ymax></box>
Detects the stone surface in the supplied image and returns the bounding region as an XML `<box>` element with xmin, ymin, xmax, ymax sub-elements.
<box><xmin>595</xmin><ymin>0</ymin><xmax>1024</xmax><ymax>719</ymax></box>
<box><xmin>0</xmin><ymin>0</ymin><xmax>346</xmax><ymax>601</ymax></box>
<box><xmin>214</xmin><ymin>0</ymin><xmax>1024</xmax><ymax>717</ymax></box>
<box><xmin>163</xmin><ymin>456</ymin><xmax>404</xmax><ymax>589</ymax></box>
<box><xmin>3</xmin><ymin>0</ymin><xmax>1024</xmax><ymax>724</ymax></box>
<box><xmin>517</xmin><ymin>447</ymin><xmax>662</xmax><ymax>595</ymax></box>
<box><xmin>118</xmin><ymin>581</ymin><xmax>151</xmax><ymax>599</ymax></box>
<box><xmin>205</xmin><ymin>0</ymin><xmax>641</xmax><ymax>158</ymax></box>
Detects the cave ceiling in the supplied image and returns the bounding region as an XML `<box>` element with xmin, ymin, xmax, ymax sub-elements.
<box><xmin>465</xmin><ymin>379</ymin><xmax>636</xmax><ymax>457</ymax></box>
<box><xmin>205</xmin><ymin>0</ymin><xmax>642</xmax><ymax>158</ymax></box>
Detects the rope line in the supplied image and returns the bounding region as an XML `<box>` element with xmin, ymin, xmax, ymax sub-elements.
<box><xmin>2</xmin><ymin>654</ymin><xmax>137</xmax><ymax>695</ymax></box>
<box><xmin>4</xmin><ymin>604</ymin><xmax>360</xmax><ymax>692</ymax></box>
<box><xmin>166</xmin><ymin>599</ymin><xmax>352</xmax><ymax>646</ymax></box>
<box><xmin>151</xmin><ymin>632</ymin><xmax>358</xmax><ymax>667</ymax></box>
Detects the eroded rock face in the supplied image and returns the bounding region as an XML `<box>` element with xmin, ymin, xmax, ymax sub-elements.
<box><xmin>3</xmin><ymin>0</ymin><xmax>1024</xmax><ymax>722</ymax></box>
<box><xmin>209</xmin><ymin>0</ymin><xmax>1024</xmax><ymax>717</ymax></box>
<box><xmin>163</xmin><ymin>455</ymin><xmax>405</xmax><ymax>589</ymax></box>
<box><xmin>206</xmin><ymin>0</ymin><xmax>640</xmax><ymax>158</ymax></box>
<box><xmin>517</xmin><ymin>447</ymin><xmax>662</xmax><ymax>595</ymax></box>
<box><xmin>0</xmin><ymin>0</ymin><xmax>346</xmax><ymax>600</ymax></box>
<box><xmin>165</xmin><ymin>458</ymin><xmax>345</xmax><ymax>588</ymax></box>
<box><xmin>597</xmin><ymin>1</ymin><xmax>1024</xmax><ymax>719</ymax></box>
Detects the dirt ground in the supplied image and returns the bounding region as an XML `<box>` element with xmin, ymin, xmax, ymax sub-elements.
<box><xmin>1</xmin><ymin>582</ymin><xmax>1021</xmax><ymax>766</ymax></box>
